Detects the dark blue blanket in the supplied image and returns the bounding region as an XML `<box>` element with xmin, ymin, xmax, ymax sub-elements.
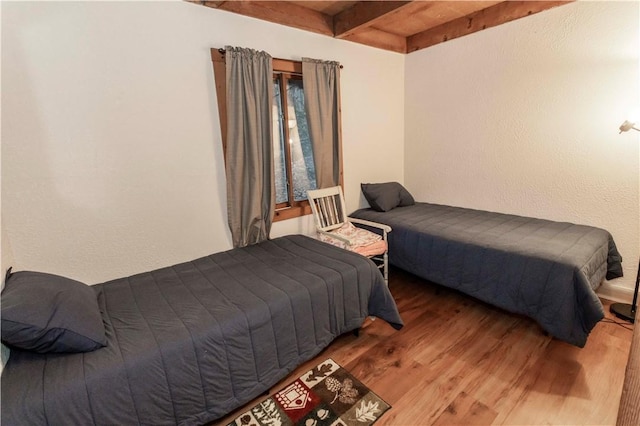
<box><xmin>351</xmin><ymin>203</ymin><xmax>622</xmax><ymax>347</ymax></box>
<box><xmin>1</xmin><ymin>235</ymin><xmax>402</xmax><ymax>425</ymax></box>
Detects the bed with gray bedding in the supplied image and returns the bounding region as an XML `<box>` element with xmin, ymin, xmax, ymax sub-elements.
<box><xmin>1</xmin><ymin>234</ymin><xmax>403</xmax><ymax>425</ymax></box>
<box><xmin>351</xmin><ymin>202</ymin><xmax>622</xmax><ymax>347</ymax></box>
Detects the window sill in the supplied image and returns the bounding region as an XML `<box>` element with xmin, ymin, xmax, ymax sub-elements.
<box><xmin>274</xmin><ymin>204</ymin><xmax>312</xmax><ymax>222</ymax></box>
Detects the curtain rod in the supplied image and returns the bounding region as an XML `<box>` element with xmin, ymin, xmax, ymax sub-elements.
<box><xmin>217</xmin><ymin>48</ymin><xmax>344</xmax><ymax>69</ymax></box>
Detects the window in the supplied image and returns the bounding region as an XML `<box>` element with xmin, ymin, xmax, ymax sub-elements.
<box><xmin>211</xmin><ymin>50</ymin><xmax>340</xmax><ymax>222</ymax></box>
<box><xmin>273</xmin><ymin>72</ymin><xmax>317</xmax><ymax>208</ymax></box>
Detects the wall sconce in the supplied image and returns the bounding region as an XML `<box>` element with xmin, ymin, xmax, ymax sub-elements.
<box><xmin>619</xmin><ymin>120</ymin><xmax>640</xmax><ymax>133</ymax></box>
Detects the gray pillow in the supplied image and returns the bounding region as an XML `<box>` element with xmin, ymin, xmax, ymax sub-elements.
<box><xmin>1</xmin><ymin>270</ymin><xmax>107</xmax><ymax>353</ymax></box>
<box><xmin>397</xmin><ymin>184</ymin><xmax>415</xmax><ymax>207</ymax></box>
<box><xmin>361</xmin><ymin>182</ymin><xmax>415</xmax><ymax>212</ymax></box>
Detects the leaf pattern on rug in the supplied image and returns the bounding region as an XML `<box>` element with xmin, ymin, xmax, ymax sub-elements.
<box><xmin>252</xmin><ymin>399</ymin><xmax>283</xmax><ymax>426</ymax></box>
<box><xmin>354</xmin><ymin>400</ymin><xmax>381</xmax><ymax>422</ymax></box>
<box><xmin>305</xmin><ymin>362</ymin><xmax>333</xmax><ymax>382</ymax></box>
<box><xmin>325</xmin><ymin>377</ymin><xmax>359</xmax><ymax>405</ymax></box>
<box><xmin>229</xmin><ymin>359</ymin><xmax>390</xmax><ymax>426</ymax></box>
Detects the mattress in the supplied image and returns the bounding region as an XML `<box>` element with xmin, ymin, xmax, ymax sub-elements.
<box><xmin>351</xmin><ymin>202</ymin><xmax>623</xmax><ymax>347</ymax></box>
<box><xmin>1</xmin><ymin>235</ymin><xmax>403</xmax><ymax>425</ymax></box>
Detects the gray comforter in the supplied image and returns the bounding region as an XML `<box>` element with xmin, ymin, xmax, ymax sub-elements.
<box><xmin>351</xmin><ymin>203</ymin><xmax>622</xmax><ymax>347</ymax></box>
<box><xmin>1</xmin><ymin>235</ymin><xmax>402</xmax><ymax>425</ymax></box>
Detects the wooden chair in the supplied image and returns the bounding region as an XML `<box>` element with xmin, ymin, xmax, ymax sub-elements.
<box><xmin>307</xmin><ymin>186</ymin><xmax>391</xmax><ymax>284</ymax></box>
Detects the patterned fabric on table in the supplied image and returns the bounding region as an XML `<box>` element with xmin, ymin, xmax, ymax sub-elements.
<box><xmin>318</xmin><ymin>222</ymin><xmax>387</xmax><ymax>256</ymax></box>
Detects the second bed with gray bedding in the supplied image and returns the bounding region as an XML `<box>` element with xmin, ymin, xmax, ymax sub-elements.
<box><xmin>351</xmin><ymin>202</ymin><xmax>623</xmax><ymax>347</ymax></box>
<box><xmin>1</xmin><ymin>235</ymin><xmax>403</xmax><ymax>425</ymax></box>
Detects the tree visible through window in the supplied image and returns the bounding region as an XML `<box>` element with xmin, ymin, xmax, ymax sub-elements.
<box><xmin>273</xmin><ymin>73</ymin><xmax>317</xmax><ymax>207</ymax></box>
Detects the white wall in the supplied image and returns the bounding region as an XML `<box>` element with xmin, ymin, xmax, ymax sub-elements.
<box><xmin>405</xmin><ymin>1</ymin><xmax>640</xmax><ymax>300</ymax></box>
<box><xmin>5</xmin><ymin>1</ymin><xmax>636</xmax><ymax>301</ymax></box>
<box><xmin>1</xmin><ymin>1</ymin><xmax>405</xmax><ymax>284</ymax></box>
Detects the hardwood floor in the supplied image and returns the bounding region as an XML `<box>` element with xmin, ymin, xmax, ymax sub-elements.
<box><xmin>217</xmin><ymin>268</ymin><xmax>634</xmax><ymax>425</ymax></box>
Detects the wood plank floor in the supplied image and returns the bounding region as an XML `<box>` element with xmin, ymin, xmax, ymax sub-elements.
<box><xmin>216</xmin><ymin>267</ymin><xmax>634</xmax><ymax>425</ymax></box>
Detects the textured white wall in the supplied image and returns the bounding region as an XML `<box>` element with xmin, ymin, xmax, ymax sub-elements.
<box><xmin>1</xmin><ymin>1</ymin><xmax>404</xmax><ymax>284</ymax></box>
<box><xmin>405</xmin><ymin>1</ymin><xmax>640</xmax><ymax>301</ymax></box>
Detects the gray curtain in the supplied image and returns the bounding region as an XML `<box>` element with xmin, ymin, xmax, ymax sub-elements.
<box><xmin>225</xmin><ymin>46</ymin><xmax>275</xmax><ymax>248</ymax></box>
<box><xmin>302</xmin><ymin>58</ymin><xmax>341</xmax><ymax>188</ymax></box>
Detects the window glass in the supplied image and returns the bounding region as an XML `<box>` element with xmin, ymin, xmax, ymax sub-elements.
<box><xmin>286</xmin><ymin>78</ymin><xmax>317</xmax><ymax>201</ymax></box>
<box><xmin>272</xmin><ymin>75</ymin><xmax>317</xmax><ymax>207</ymax></box>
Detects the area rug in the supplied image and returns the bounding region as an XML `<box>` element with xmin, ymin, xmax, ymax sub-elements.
<box><xmin>227</xmin><ymin>358</ymin><xmax>391</xmax><ymax>426</ymax></box>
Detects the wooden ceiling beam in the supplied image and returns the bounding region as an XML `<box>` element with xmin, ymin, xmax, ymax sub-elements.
<box><xmin>341</xmin><ymin>27</ymin><xmax>407</xmax><ymax>53</ymax></box>
<box><xmin>199</xmin><ymin>1</ymin><xmax>334</xmax><ymax>37</ymax></box>
<box><xmin>407</xmin><ymin>0</ymin><xmax>573</xmax><ymax>53</ymax></box>
<box><xmin>333</xmin><ymin>1</ymin><xmax>414</xmax><ymax>39</ymax></box>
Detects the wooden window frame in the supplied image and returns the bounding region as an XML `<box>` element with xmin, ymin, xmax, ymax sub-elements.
<box><xmin>210</xmin><ymin>49</ymin><xmax>343</xmax><ymax>222</ymax></box>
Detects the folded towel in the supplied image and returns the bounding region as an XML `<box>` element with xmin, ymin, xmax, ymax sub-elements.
<box><xmin>318</xmin><ymin>222</ymin><xmax>386</xmax><ymax>257</ymax></box>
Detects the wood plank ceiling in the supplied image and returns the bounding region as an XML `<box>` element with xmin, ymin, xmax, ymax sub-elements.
<box><xmin>190</xmin><ymin>1</ymin><xmax>572</xmax><ymax>53</ymax></box>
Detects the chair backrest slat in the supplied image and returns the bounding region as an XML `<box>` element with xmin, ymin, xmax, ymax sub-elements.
<box><xmin>307</xmin><ymin>186</ymin><xmax>348</xmax><ymax>232</ymax></box>
<box><xmin>326</xmin><ymin>196</ymin><xmax>338</xmax><ymax>226</ymax></box>
<box><xmin>320</xmin><ymin>197</ymin><xmax>331</xmax><ymax>227</ymax></box>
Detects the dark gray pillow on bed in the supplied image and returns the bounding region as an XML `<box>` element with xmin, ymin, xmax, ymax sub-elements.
<box><xmin>1</xmin><ymin>271</ymin><xmax>107</xmax><ymax>353</ymax></box>
<box><xmin>361</xmin><ymin>182</ymin><xmax>415</xmax><ymax>211</ymax></box>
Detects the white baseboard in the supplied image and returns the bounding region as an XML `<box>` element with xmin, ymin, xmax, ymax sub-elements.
<box><xmin>597</xmin><ymin>281</ymin><xmax>636</xmax><ymax>304</ymax></box>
